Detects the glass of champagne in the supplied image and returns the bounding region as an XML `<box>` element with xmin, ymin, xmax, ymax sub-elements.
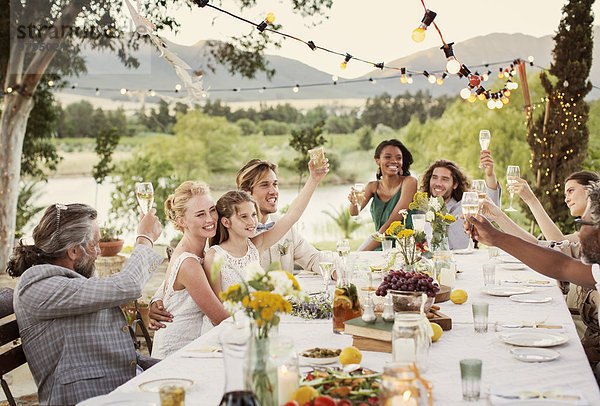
<box><xmin>319</xmin><ymin>251</ymin><xmax>335</xmax><ymax>298</ymax></box>
<box><xmin>462</xmin><ymin>191</ymin><xmax>479</xmax><ymax>252</ymax></box>
<box><xmin>353</xmin><ymin>183</ymin><xmax>365</xmax><ymax>208</ymax></box>
<box><xmin>471</xmin><ymin>179</ymin><xmax>487</xmax><ymax>207</ymax></box>
<box><xmin>336</xmin><ymin>239</ymin><xmax>350</xmax><ymax>258</ymax></box>
<box><xmin>505</xmin><ymin>166</ymin><xmax>520</xmax><ymax>212</ymax></box>
<box><xmin>136</xmin><ymin>182</ymin><xmax>154</xmax><ymax>215</ymax></box>
<box><xmin>479</xmin><ymin>130</ymin><xmax>491</xmax><ymax>168</ymax></box>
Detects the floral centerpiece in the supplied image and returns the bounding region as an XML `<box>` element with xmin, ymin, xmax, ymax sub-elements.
<box><xmin>215</xmin><ymin>259</ymin><xmax>303</xmax><ymax>406</ymax></box>
<box><xmin>409</xmin><ymin>192</ymin><xmax>456</xmax><ymax>252</ymax></box>
<box><xmin>372</xmin><ymin>209</ymin><xmax>431</xmax><ymax>270</ymax></box>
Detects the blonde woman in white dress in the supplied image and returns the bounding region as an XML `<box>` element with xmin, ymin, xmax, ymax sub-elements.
<box><xmin>151</xmin><ymin>181</ymin><xmax>230</xmax><ymax>359</ymax></box>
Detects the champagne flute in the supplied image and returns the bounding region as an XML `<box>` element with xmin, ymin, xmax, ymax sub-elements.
<box><xmin>319</xmin><ymin>251</ymin><xmax>335</xmax><ymax>298</ymax></box>
<box><xmin>479</xmin><ymin>130</ymin><xmax>491</xmax><ymax>168</ymax></box>
<box><xmin>353</xmin><ymin>183</ymin><xmax>365</xmax><ymax>208</ymax></box>
<box><xmin>505</xmin><ymin>166</ymin><xmax>520</xmax><ymax>212</ymax></box>
<box><xmin>471</xmin><ymin>180</ymin><xmax>487</xmax><ymax>207</ymax></box>
<box><xmin>462</xmin><ymin>191</ymin><xmax>479</xmax><ymax>252</ymax></box>
<box><xmin>136</xmin><ymin>182</ymin><xmax>154</xmax><ymax>215</ymax></box>
<box><xmin>336</xmin><ymin>239</ymin><xmax>350</xmax><ymax>258</ymax></box>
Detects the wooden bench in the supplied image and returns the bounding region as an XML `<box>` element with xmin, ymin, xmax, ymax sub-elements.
<box><xmin>0</xmin><ymin>288</ymin><xmax>27</xmax><ymax>406</ymax></box>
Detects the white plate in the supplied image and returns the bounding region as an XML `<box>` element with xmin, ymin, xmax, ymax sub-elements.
<box><xmin>499</xmin><ymin>256</ymin><xmax>522</xmax><ymax>264</ymax></box>
<box><xmin>482</xmin><ymin>286</ymin><xmax>534</xmax><ymax>296</ymax></box>
<box><xmin>502</xmin><ymin>263</ymin><xmax>526</xmax><ymax>270</ymax></box>
<box><xmin>78</xmin><ymin>392</ymin><xmax>158</xmax><ymax>405</ymax></box>
<box><xmin>300</xmin><ymin>355</ymin><xmax>339</xmax><ymax>365</ymax></box>
<box><xmin>138</xmin><ymin>378</ymin><xmax>194</xmax><ymax>393</ymax></box>
<box><xmin>510</xmin><ymin>294</ymin><xmax>552</xmax><ymax>303</ymax></box>
<box><xmin>510</xmin><ymin>347</ymin><xmax>560</xmax><ymax>362</ymax></box>
<box><xmin>454</xmin><ymin>248</ymin><xmax>474</xmax><ymax>255</ymax></box>
<box><xmin>498</xmin><ymin>331</ymin><xmax>569</xmax><ymax>347</ymax></box>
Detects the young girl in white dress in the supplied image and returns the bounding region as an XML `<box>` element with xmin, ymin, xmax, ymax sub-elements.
<box><xmin>151</xmin><ymin>181</ymin><xmax>231</xmax><ymax>359</ymax></box>
<box><xmin>203</xmin><ymin>160</ymin><xmax>328</xmax><ymax>298</ymax></box>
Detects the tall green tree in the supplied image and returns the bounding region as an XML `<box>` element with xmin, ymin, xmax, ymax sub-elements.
<box><xmin>0</xmin><ymin>0</ymin><xmax>332</xmax><ymax>268</ymax></box>
<box><xmin>526</xmin><ymin>0</ymin><xmax>594</xmax><ymax>231</ymax></box>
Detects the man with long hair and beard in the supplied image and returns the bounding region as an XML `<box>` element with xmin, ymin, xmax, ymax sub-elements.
<box><xmin>6</xmin><ymin>203</ymin><xmax>163</xmax><ymax>405</ymax></box>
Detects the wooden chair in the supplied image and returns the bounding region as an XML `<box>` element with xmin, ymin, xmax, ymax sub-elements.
<box><xmin>128</xmin><ymin>299</ymin><xmax>153</xmax><ymax>354</ymax></box>
<box><xmin>0</xmin><ymin>288</ymin><xmax>28</xmax><ymax>406</ymax></box>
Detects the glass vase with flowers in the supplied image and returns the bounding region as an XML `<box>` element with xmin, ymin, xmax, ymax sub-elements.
<box><xmin>216</xmin><ymin>260</ymin><xmax>304</xmax><ymax>406</ymax></box>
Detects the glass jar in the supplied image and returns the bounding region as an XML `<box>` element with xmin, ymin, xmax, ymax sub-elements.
<box><xmin>270</xmin><ymin>336</ymin><xmax>299</xmax><ymax>405</ymax></box>
<box><xmin>392</xmin><ymin>313</ymin><xmax>431</xmax><ymax>372</ymax></box>
<box><xmin>380</xmin><ymin>362</ymin><xmax>433</xmax><ymax>405</ymax></box>
<box><xmin>219</xmin><ymin>324</ymin><xmax>260</xmax><ymax>406</ymax></box>
<box><xmin>333</xmin><ymin>256</ymin><xmax>363</xmax><ymax>334</ymax></box>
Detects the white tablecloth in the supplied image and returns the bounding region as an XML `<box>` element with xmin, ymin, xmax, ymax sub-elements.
<box><xmin>93</xmin><ymin>250</ymin><xmax>600</xmax><ymax>405</ymax></box>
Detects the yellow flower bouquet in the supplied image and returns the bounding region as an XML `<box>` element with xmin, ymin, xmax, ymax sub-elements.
<box><xmin>409</xmin><ymin>192</ymin><xmax>456</xmax><ymax>251</ymax></box>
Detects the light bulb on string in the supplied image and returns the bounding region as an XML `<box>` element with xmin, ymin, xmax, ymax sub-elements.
<box><xmin>120</xmin><ymin>88</ymin><xmax>127</xmax><ymax>95</ymax></box>
<box><xmin>483</xmin><ymin>71</ymin><xmax>491</xmax><ymax>81</ymax></box>
<box><xmin>467</xmin><ymin>94</ymin><xmax>477</xmax><ymax>103</ymax></box>
<box><xmin>6</xmin><ymin>87</ymin><xmax>12</xmax><ymax>93</ymax></box>
<box><xmin>400</xmin><ymin>67</ymin><xmax>408</xmax><ymax>84</ymax></box>
<box><xmin>498</xmin><ymin>68</ymin><xmax>504</xmax><ymax>79</ymax></box>
<box><xmin>441</xmin><ymin>43</ymin><xmax>461</xmax><ymax>74</ymax></box>
<box><xmin>95</xmin><ymin>88</ymin><xmax>100</xmax><ymax>96</ymax></box>
<box><xmin>369</xmin><ymin>78</ymin><xmax>377</xmax><ymax>84</ymax></box>
<box><xmin>340</xmin><ymin>53</ymin><xmax>352</xmax><ymax>70</ymax></box>
<box><xmin>528</xmin><ymin>55</ymin><xmax>535</xmax><ymax>66</ymax></box>
<box><xmin>501</xmin><ymin>96</ymin><xmax>509</xmax><ymax>105</ymax></box>
<box><xmin>150</xmin><ymin>90</ymin><xmax>156</xmax><ymax>97</ymax></box>
<box><xmin>503</xmin><ymin>70</ymin><xmax>510</xmax><ymax>78</ymax></box>
<box><xmin>256</xmin><ymin>12</ymin><xmax>276</xmax><ymax>32</ymax></box>
<box><xmin>503</xmin><ymin>89</ymin><xmax>511</xmax><ymax>97</ymax></box>
<box><xmin>460</xmin><ymin>87</ymin><xmax>472</xmax><ymax>99</ymax></box>
<box><xmin>437</xmin><ymin>73</ymin><xmax>446</xmax><ymax>85</ymax></box>
<box><xmin>292</xmin><ymin>85</ymin><xmax>299</xmax><ymax>93</ymax></box>
<box><xmin>407</xmin><ymin>75</ymin><xmax>413</xmax><ymax>84</ymax></box>
<box><xmin>468</xmin><ymin>74</ymin><xmax>481</xmax><ymax>87</ymax></box>
<box><xmin>476</xmin><ymin>86</ymin><xmax>486</xmax><ymax>100</ymax></box>
<box><xmin>175</xmin><ymin>84</ymin><xmax>182</xmax><ymax>92</ymax></box>
<box><xmin>495</xmin><ymin>99</ymin><xmax>503</xmax><ymax>109</ymax></box>
<box><xmin>411</xmin><ymin>9</ymin><xmax>437</xmax><ymax>43</ymax></box>
<box><xmin>332</xmin><ymin>75</ymin><xmax>338</xmax><ymax>83</ymax></box>
<box><xmin>47</xmin><ymin>80</ymin><xmax>54</xmax><ymax>87</ymax></box>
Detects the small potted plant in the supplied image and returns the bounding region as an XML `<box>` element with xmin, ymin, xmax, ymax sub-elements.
<box><xmin>99</xmin><ymin>222</ymin><xmax>124</xmax><ymax>257</ymax></box>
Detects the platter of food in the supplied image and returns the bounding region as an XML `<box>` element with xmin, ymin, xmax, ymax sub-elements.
<box><xmin>298</xmin><ymin>367</ymin><xmax>381</xmax><ymax>405</ymax></box>
<box><xmin>300</xmin><ymin>348</ymin><xmax>341</xmax><ymax>365</ymax></box>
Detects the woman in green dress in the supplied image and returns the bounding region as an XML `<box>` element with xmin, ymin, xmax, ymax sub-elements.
<box><xmin>349</xmin><ymin>139</ymin><xmax>418</xmax><ymax>251</ymax></box>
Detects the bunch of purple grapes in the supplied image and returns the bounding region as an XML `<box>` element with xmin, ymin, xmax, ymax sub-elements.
<box><xmin>375</xmin><ymin>269</ymin><xmax>440</xmax><ymax>298</ymax></box>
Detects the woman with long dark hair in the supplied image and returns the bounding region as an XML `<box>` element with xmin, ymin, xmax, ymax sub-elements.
<box><xmin>349</xmin><ymin>139</ymin><xmax>418</xmax><ymax>251</ymax></box>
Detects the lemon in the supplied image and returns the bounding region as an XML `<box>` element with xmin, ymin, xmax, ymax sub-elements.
<box><xmin>430</xmin><ymin>322</ymin><xmax>443</xmax><ymax>342</ymax></box>
<box><xmin>291</xmin><ymin>386</ymin><xmax>318</xmax><ymax>404</ymax></box>
<box><xmin>334</xmin><ymin>295</ymin><xmax>353</xmax><ymax>308</ymax></box>
<box><xmin>450</xmin><ymin>289</ymin><xmax>468</xmax><ymax>304</ymax></box>
<box><xmin>335</xmin><ymin>287</ymin><xmax>346</xmax><ymax>296</ymax></box>
<box><xmin>339</xmin><ymin>346</ymin><xmax>362</xmax><ymax>365</ymax></box>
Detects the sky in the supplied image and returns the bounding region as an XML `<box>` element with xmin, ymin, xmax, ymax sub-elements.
<box><xmin>157</xmin><ymin>0</ymin><xmax>600</xmax><ymax>78</ymax></box>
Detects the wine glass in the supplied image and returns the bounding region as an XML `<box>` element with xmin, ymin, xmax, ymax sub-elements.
<box><xmin>471</xmin><ymin>179</ymin><xmax>487</xmax><ymax>207</ymax></box>
<box><xmin>135</xmin><ymin>182</ymin><xmax>154</xmax><ymax>215</ymax></box>
<box><xmin>462</xmin><ymin>191</ymin><xmax>479</xmax><ymax>252</ymax></box>
<box><xmin>336</xmin><ymin>239</ymin><xmax>350</xmax><ymax>258</ymax></box>
<box><xmin>479</xmin><ymin>130</ymin><xmax>491</xmax><ymax>168</ymax></box>
<box><xmin>505</xmin><ymin>166</ymin><xmax>520</xmax><ymax>212</ymax></box>
<box><xmin>319</xmin><ymin>251</ymin><xmax>335</xmax><ymax>298</ymax></box>
<box><xmin>351</xmin><ymin>183</ymin><xmax>365</xmax><ymax>222</ymax></box>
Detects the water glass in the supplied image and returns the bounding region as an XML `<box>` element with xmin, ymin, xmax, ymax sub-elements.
<box><xmin>482</xmin><ymin>263</ymin><xmax>496</xmax><ymax>286</ymax></box>
<box><xmin>472</xmin><ymin>302</ymin><xmax>489</xmax><ymax>333</ymax></box>
<box><xmin>411</xmin><ymin>214</ymin><xmax>426</xmax><ymax>233</ymax></box>
<box><xmin>460</xmin><ymin>359</ymin><xmax>482</xmax><ymax>401</ymax></box>
<box><xmin>382</xmin><ymin>239</ymin><xmax>393</xmax><ymax>253</ymax></box>
<box><xmin>308</xmin><ymin>146</ymin><xmax>326</xmax><ymax>169</ymax></box>
<box><xmin>488</xmin><ymin>246</ymin><xmax>499</xmax><ymax>259</ymax></box>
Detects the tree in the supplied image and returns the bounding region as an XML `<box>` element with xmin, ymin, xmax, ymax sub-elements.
<box><xmin>289</xmin><ymin>121</ymin><xmax>326</xmax><ymax>185</ymax></box>
<box><xmin>323</xmin><ymin>205</ymin><xmax>362</xmax><ymax>239</ymax></box>
<box><xmin>93</xmin><ymin>126</ymin><xmax>120</xmax><ymax>184</ymax></box>
<box><xmin>0</xmin><ymin>0</ymin><xmax>332</xmax><ymax>268</ymax></box>
<box><xmin>526</xmin><ymin>0</ymin><xmax>593</xmax><ymax>231</ymax></box>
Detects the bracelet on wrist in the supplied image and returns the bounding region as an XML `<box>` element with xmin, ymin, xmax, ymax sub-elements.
<box><xmin>136</xmin><ymin>234</ymin><xmax>154</xmax><ymax>247</ymax></box>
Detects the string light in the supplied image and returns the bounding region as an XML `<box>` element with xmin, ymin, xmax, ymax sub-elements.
<box><xmin>460</xmin><ymin>87</ymin><xmax>472</xmax><ymax>99</ymax></box>
<box><xmin>340</xmin><ymin>53</ymin><xmax>352</xmax><ymax>70</ymax></box>
<box><xmin>120</xmin><ymin>88</ymin><xmax>127</xmax><ymax>95</ymax></box>
<box><xmin>436</xmin><ymin>73</ymin><xmax>447</xmax><ymax>85</ymax></box>
<box><xmin>257</xmin><ymin>12</ymin><xmax>276</xmax><ymax>32</ymax></box>
<box><xmin>441</xmin><ymin>43</ymin><xmax>461</xmax><ymax>74</ymax></box>
<box><xmin>411</xmin><ymin>9</ymin><xmax>437</xmax><ymax>43</ymax></box>
<box><xmin>47</xmin><ymin>80</ymin><xmax>54</xmax><ymax>87</ymax></box>
<box><xmin>400</xmin><ymin>67</ymin><xmax>408</xmax><ymax>84</ymax></box>
<box><xmin>292</xmin><ymin>84</ymin><xmax>299</xmax><ymax>93</ymax></box>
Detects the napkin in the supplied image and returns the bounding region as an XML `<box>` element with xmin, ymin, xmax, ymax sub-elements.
<box><xmin>501</xmin><ymin>279</ymin><xmax>552</xmax><ymax>287</ymax></box>
<box><xmin>489</xmin><ymin>386</ymin><xmax>588</xmax><ymax>405</ymax></box>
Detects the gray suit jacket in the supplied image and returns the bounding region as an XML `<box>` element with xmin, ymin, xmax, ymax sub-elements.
<box><xmin>13</xmin><ymin>245</ymin><xmax>163</xmax><ymax>405</ymax></box>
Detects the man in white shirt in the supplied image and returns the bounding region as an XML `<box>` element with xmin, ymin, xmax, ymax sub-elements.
<box><xmin>419</xmin><ymin>150</ymin><xmax>501</xmax><ymax>249</ymax></box>
<box><xmin>235</xmin><ymin>159</ymin><xmax>322</xmax><ymax>273</ymax></box>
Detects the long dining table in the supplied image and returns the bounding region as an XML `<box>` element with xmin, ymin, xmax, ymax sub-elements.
<box><xmin>81</xmin><ymin>249</ymin><xmax>600</xmax><ymax>405</ymax></box>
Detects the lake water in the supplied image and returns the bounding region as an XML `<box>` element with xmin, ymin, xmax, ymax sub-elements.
<box><xmin>26</xmin><ymin>177</ymin><xmax>374</xmax><ymax>244</ymax></box>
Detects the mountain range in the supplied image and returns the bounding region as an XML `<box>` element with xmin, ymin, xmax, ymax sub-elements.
<box><xmin>59</xmin><ymin>27</ymin><xmax>600</xmax><ymax>104</ymax></box>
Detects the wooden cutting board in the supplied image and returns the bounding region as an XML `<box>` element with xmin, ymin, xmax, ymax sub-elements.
<box><xmin>435</xmin><ymin>285</ymin><xmax>451</xmax><ymax>303</ymax></box>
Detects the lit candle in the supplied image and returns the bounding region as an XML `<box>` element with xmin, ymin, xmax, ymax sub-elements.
<box><xmin>277</xmin><ymin>364</ymin><xmax>298</xmax><ymax>405</ymax></box>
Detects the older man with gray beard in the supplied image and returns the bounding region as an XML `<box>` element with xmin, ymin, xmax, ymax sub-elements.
<box><xmin>7</xmin><ymin>203</ymin><xmax>163</xmax><ymax>405</ymax></box>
